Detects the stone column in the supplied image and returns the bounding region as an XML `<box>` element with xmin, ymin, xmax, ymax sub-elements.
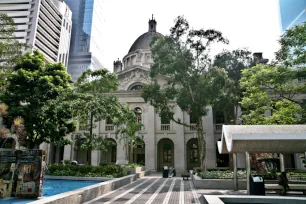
<box><xmin>280</xmin><ymin>153</ymin><xmax>285</xmax><ymax>172</ymax></box>
<box><xmin>63</xmin><ymin>134</ymin><xmax>72</xmax><ymax>161</ymax></box>
<box><xmin>203</xmin><ymin>106</ymin><xmax>215</xmax><ymax>169</ymax></box>
<box><xmin>116</xmin><ymin>137</ymin><xmax>128</xmax><ymax>165</ymax></box>
<box><xmin>233</xmin><ymin>153</ymin><xmax>238</xmax><ymax>191</ymax></box>
<box><xmin>174</xmin><ymin>106</ymin><xmax>185</xmax><ymax>173</ymax></box>
<box><xmin>245</xmin><ymin>151</ymin><xmax>251</xmax><ymax>195</ymax></box>
<box><xmin>91</xmin><ymin>150</ymin><xmax>99</xmax><ymax>166</ymax></box>
<box><xmin>145</xmin><ymin>105</ymin><xmax>156</xmax><ymax>170</ymax></box>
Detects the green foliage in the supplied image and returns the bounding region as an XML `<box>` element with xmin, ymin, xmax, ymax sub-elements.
<box><xmin>122</xmin><ymin>163</ymin><xmax>143</xmax><ymax>168</ymax></box>
<box><xmin>142</xmin><ymin>16</ymin><xmax>229</xmax><ymax>170</ymax></box>
<box><xmin>116</xmin><ymin>118</ymin><xmax>144</xmax><ymax>163</ymax></box>
<box><xmin>240</xmin><ymin>64</ymin><xmax>306</xmax><ymax>124</ymax></box>
<box><xmin>47</xmin><ymin>164</ymin><xmax>126</xmax><ymax>178</ymax></box>
<box><xmin>276</xmin><ymin>22</ymin><xmax>306</xmax><ymax>67</ymax></box>
<box><xmin>213</xmin><ymin>49</ymin><xmax>254</xmax><ymax>124</ymax></box>
<box><xmin>0</xmin><ymin>14</ymin><xmax>27</xmax><ymax>91</ymax></box>
<box><xmin>0</xmin><ymin>51</ymin><xmax>75</xmax><ymax>148</ymax></box>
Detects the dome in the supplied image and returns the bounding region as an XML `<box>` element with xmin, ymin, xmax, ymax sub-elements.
<box><xmin>128</xmin><ymin>15</ymin><xmax>163</xmax><ymax>54</ymax></box>
<box><xmin>128</xmin><ymin>31</ymin><xmax>163</xmax><ymax>53</ymax></box>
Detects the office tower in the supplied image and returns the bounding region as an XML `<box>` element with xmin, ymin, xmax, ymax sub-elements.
<box><xmin>0</xmin><ymin>0</ymin><xmax>72</xmax><ymax>65</ymax></box>
<box><xmin>64</xmin><ymin>0</ymin><xmax>104</xmax><ymax>81</ymax></box>
<box><xmin>279</xmin><ymin>0</ymin><xmax>306</xmax><ymax>32</ymax></box>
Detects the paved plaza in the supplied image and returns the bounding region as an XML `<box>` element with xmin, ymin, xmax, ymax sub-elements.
<box><xmin>84</xmin><ymin>175</ymin><xmax>202</xmax><ymax>204</ymax></box>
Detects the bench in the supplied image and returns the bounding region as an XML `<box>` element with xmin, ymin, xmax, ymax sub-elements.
<box><xmin>181</xmin><ymin>173</ymin><xmax>190</xmax><ymax>180</ymax></box>
<box><xmin>265</xmin><ymin>184</ymin><xmax>306</xmax><ymax>194</ymax></box>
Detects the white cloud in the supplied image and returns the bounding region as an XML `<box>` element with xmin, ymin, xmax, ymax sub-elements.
<box><xmin>100</xmin><ymin>0</ymin><xmax>281</xmax><ymax>71</ymax></box>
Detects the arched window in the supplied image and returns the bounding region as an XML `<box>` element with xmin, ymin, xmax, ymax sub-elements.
<box><xmin>129</xmin><ymin>84</ymin><xmax>143</xmax><ymax>91</ymax></box>
<box><xmin>134</xmin><ymin>107</ymin><xmax>142</xmax><ymax>124</ymax></box>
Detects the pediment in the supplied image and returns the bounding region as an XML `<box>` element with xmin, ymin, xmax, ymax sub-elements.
<box><xmin>117</xmin><ymin>67</ymin><xmax>151</xmax><ymax>90</ymax></box>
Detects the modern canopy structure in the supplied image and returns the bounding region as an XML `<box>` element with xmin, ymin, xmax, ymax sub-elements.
<box><xmin>218</xmin><ymin>125</ymin><xmax>306</xmax><ymax>194</ymax></box>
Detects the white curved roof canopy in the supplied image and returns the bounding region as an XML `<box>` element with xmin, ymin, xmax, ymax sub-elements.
<box><xmin>218</xmin><ymin>125</ymin><xmax>306</xmax><ymax>154</ymax></box>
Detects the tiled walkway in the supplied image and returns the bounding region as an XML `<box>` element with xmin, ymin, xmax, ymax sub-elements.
<box><xmin>84</xmin><ymin>175</ymin><xmax>201</xmax><ymax>204</ymax></box>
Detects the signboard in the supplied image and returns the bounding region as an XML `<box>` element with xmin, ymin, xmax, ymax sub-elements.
<box><xmin>0</xmin><ymin>149</ymin><xmax>44</xmax><ymax>199</ymax></box>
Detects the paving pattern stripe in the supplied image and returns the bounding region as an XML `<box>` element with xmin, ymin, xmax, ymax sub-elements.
<box><xmin>144</xmin><ymin>178</ymin><xmax>169</xmax><ymax>204</ymax></box>
<box><xmin>103</xmin><ymin>178</ymin><xmax>153</xmax><ymax>204</ymax></box>
<box><xmin>189</xmin><ymin>180</ymin><xmax>201</xmax><ymax>204</ymax></box>
<box><xmin>124</xmin><ymin>178</ymin><xmax>162</xmax><ymax>204</ymax></box>
<box><xmin>168</xmin><ymin>179</ymin><xmax>181</xmax><ymax>204</ymax></box>
<box><xmin>162</xmin><ymin>179</ymin><xmax>176</xmax><ymax>204</ymax></box>
<box><xmin>146</xmin><ymin>179</ymin><xmax>173</xmax><ymax>204</ymax></box>
<box><xmin>83</xmin><ymin>178</ymin><xmax>150</xmax><ymax>204</ymax></box>
<box><xmin>179</xmin><ymin>179</ymin><xmax>184</xmax><ymax>204</ymax></box>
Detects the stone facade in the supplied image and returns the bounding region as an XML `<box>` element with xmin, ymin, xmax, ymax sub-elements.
<box><xmin>41</xmin><ymin>17</ymin><xmax>305</xmax><ymax>172</ymax></box>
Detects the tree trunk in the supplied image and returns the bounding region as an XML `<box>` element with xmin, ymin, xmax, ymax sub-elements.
<box><xmin>87</xmin><ymin>113</ymin><xmax>93</xmax><ymax>165</ymax></box>
<box><xmin>129</xmin><ymin>144</ymin><xmax>133</xmax><ymax>164</ymax></box>
<box><xmin>197</xmin><ymin>118</ymin><xmax>206</xmax><ymax>171</ymax></box>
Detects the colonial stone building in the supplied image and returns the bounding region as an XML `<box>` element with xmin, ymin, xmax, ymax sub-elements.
<box><xmin>43</xmin><ymin>17</ymin><xmax>305</xmax><ymax>172</ymax></box>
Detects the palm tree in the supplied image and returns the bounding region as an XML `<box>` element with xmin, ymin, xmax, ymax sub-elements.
<box><xmin>116</xmin><ymin>121</ymin><xmax>144</xmax><ymax>164</ymax></box>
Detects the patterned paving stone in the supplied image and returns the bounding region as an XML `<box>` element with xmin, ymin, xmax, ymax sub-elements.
<box><xmin>86</xmin><ymin>175</ymin><xmax>201</xmax><ymax>204</ymax></box>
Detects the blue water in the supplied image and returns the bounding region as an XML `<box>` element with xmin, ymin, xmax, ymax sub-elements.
<box><xmin>0</xmin><ymin>179</ymin><xmax>100</xmax><ymax>204</ymax></box>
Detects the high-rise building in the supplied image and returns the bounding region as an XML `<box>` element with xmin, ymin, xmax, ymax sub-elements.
<box><xmin>279</xmin><ymin>0</ymin><xmax>306</xmax><ymax>32</ymax></box>
<box><xmin>64</xmin><ymin>0</ymin><xmax>104</xmax><ymax>82</ymax></box>
<box><xmin>0</xmin><ymin>0</ymin><xmax>72</xmax><ymax>65</ymax></box>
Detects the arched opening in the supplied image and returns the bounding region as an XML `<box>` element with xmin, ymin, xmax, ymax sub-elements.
<box><xmin>133</xmin><ymin>138</ymin><xmax>145</xmax><ymax>166</ymax></box>
<box><xmin>74</xmin><ymin>136</ymin><xmax>89</xmax><ymax>164</ymax></box>
<box><xmin>100</xmin><ymin>138</ymin><xmax>117</xmax><ymax>165</ymax></box>
<box><xmin>129</xmin><ymin>84</ymin><xmax>144</xmax><ymax>91</ymax></box>
<box><xmin>157</xmin><ymin>138</ymin><xmax>174</xmax><ymax>171</ymax></box>
<box><xmin>187</xmin><ymin>138</ymin><xmax>200</xmax><ymax>170</ymax></box>
<box><xmin>50</xmin><ymin>144</ymin><xmax>64</xmax><ymax>164</ymax></box>
<box><xmin>216</xmin><ymin>139</ymin><xmax>229</xmax><ymax>167</ymax></box>
<box><xmin>134</xmin><ymin>107</ymin><xmax>142</xmax><ymax>125</ymax></box>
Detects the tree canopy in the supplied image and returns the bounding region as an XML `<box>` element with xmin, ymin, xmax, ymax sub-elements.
<box><xmin>0</xmin><ymin>51</ymin><xmax>75</xmax><ymax>148</ymax></box>
<box><xmin>213</xmin><ymin>48</ymin><xmax>253</xmax><ymax>124</ymax></box>
<box><xmin>142</xmin><ymin>16</ymin><xmax>229</xmax><ymax>170</ymax></box>
<box><xmin>0</xmin><ymin>14</ymin><xmax>27</xmax><ymax>91</ymax></box>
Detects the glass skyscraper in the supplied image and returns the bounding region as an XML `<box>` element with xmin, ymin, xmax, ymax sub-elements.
<box><xmin>279</xmin><ymin>0</ymin><xmax>306</xmax><ymax>32</ymax></box>
<box><xmin>65</xmin><ymin>0</ymin><xmax>104</xmax><ymax>81</ymax></box>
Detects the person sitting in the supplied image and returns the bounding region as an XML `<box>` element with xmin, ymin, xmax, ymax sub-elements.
<box><xmin>278</xmin><ymin>172</ymin><xmax>290</xmax><ymax>195</ymax></box>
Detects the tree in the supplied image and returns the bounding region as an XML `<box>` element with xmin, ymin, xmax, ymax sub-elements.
<box><xmin>141</xmin><ymin>16</ymin><xmax>229</xmax><ymax>171</ymax></box>
<box><xmin>116</xmin><ymin>119</ymin><xmax>144</xmax><ymax>164</ymax></box>
<box><xmin>0</xmin><ymin>14</ymin><xmax>27</xmax><ymax>91</ymax></box>
<box><xmin>213</xmin><ymin>48</ymin><xmax>253</xmax><ymax>124</ymax></box>
<box><xmin>0</xmin><ymin>50</ymin><xmax>75</xmax><ymax>148</ymax></box>
<box><xmin>276</xmin><ymin>22</ymin><xmax>306</xmax><ymax>67</ymax></box>
<box><xmin>53</xmin><ymin>69</ymin><xmax>134</xmax><ymax>165</ymax></box>
<box><xmin>240</xmin><ymin>64</ymin><xmax>306</xmax><ymax>124</ymax></box>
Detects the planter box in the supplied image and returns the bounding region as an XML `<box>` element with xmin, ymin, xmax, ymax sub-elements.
<box><xmin>123</xmin><ymin>166</ymin><xmax>145</xmax><ymax>174</ymax></box>
<box><xmin>192</xmin><ymin>174</ymin><xmax>306</xmax><ymax>190</ymax></box>
<box><xmin>192</xmin><ymin>174</ymin><xmax>247</xmax><ymax>190</ymax></box>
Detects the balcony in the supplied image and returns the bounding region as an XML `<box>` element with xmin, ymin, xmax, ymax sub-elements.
<box><xmin>105</xmin><ymin>124</ymin><xmax>114</xmax><ymax>131</ymax></box>
<box><xmin>214</xmin><ymin>124</ymin><xmax>223</xmax><ymax>133</ymax></box>
<box><xmin>161</xmin><ymin>124</ymin><xmax>170</xmax><ymax>131</ymax></box>
<box><xmin>190</xmin><ymin>124</ymin><xmax>197</xmax><ymax>131</ymax></box>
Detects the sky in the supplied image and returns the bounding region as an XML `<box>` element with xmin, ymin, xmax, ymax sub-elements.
<box><xmin>99</xmin><ymin>0</ymin><xmax>281</xmax><ymax>71</ymax></box>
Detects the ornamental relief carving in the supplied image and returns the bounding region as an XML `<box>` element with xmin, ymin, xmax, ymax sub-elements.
<box><xmin>119</xmin><ymin>69</ymin><xmax>151</xmax><ymax>90</ymax></box>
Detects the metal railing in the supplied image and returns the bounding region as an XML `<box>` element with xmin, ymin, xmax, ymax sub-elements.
<box><xmin>105</xmin><ymin>124</ymin><xmax>114</xmax><ymax>131</ymax></box>
<box><xmin>190</xmin><ymin>124</ymin><xmax>197</xmax><ymax>131</ymax></box>
<box><xmin>161</xmin><ymin>124</ymin><xmax>170</xmax><ymax>131</ymax></box>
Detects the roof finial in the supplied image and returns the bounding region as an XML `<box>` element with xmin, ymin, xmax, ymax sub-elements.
<box><xmin>152</xmin><ymin>14</ymin><xmax>154</xmax><ymax>20</ymax></box>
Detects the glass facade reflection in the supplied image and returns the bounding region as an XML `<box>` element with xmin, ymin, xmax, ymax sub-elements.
<box><xmin>279</xmin><ymin>0</ymin><xmax>306</xmax><ymax>32</ymax></box>
<box><xmin>65</xmin><ymin>0</ymin><xmax>104</xmax><ymax>81</ymax></box>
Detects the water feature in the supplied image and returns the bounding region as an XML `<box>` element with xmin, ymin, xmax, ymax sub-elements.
<box><xmin>0</xmin><ymin>179</ymin><xmax>101</xmax><ymax>204</ymax></box>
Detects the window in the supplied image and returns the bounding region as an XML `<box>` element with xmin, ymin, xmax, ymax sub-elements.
<box><xmin>161</xmin><ymin>115</ymin><xmax>170</xmax><ymax>124</ymax></box>
<box><xmin>106</xmin><ymin>117</ymin><xmax>113</xmax><ymax>125</ymax></box>
<box><xmin>190</xmin><ymin>112</ymin><xmax>197</xmax><ymax>124</ymax></box>
<box><xmin>111</xmin><ymin>146</ymin><xmax>116</xmax><ymax>162</ymax></box>
<box><xmin>134</xmin><ymin>107</ymin><xmax>142</xmax><ymax>124</ymax></box>
<box><xmin>190</xmin><ymin>143</ymin><xmax>198</xmax><ymax>163</ymax></box>
<box><xmin>163</xmin><ymin>144</ymin><xmax>172</xmax><ymax>162</ymax></box>
<box><xmin>130</xmin><ymin>84</ymin><xmax>143</xmax><ymax>91</ymax></box>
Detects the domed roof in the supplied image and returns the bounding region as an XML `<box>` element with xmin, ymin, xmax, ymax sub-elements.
<box><xmin>128</xmin><ymin>15</ymin><xmax>163</xmax><ymax>54</ymax></box>
<box><xmin>128</xmin><ymin>31</ymin><xmax>163</xmax><ymax>53</ymax></box>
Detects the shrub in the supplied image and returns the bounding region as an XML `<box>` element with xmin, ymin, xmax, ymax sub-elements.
<box><xmin>47</xmin><ymin>164</ymin><xmax>126</xmax><ymax>178</ymax></box>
